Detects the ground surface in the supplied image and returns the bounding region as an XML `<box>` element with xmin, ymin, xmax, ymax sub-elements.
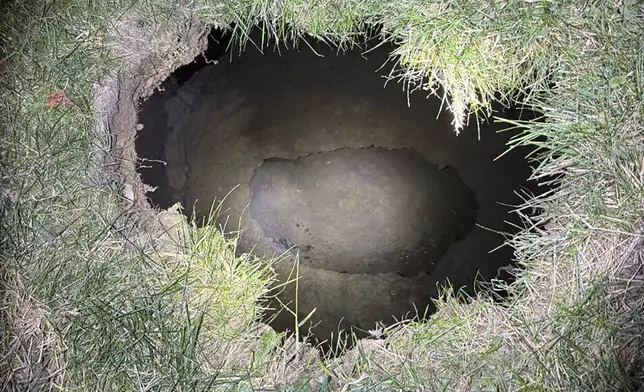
<box><xmin>137</xmin><ymin>41</ymin><xmax>541</xmax><ymax>343</ymax></box>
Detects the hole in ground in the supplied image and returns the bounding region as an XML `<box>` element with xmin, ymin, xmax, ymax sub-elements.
<box><xmin>135</xmin><ymin>27</ymin><xmax>553</xmax><ymax>351</ymax></box>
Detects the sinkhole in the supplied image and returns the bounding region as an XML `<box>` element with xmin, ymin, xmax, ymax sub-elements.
<box><xmin>135</xmin><ymin>28</ymin><xmax>550</xmax><ymax>348</ymax></box>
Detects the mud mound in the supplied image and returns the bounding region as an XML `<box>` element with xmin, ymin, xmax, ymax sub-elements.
<box><xmin>250</xmin><ymin>147</ymin><xmax>477</xmax><ymax>276</ymax></box>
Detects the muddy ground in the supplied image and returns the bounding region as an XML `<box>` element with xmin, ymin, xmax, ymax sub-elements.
<box><xmin>250</xmin><ymin>147</ymin><xmax>477</xmax><ymax>276</ymax></box>
<box><xmin>136</xmin><ymin>40</ymin><xmax>543</xmax><ymax>345</ymax></box>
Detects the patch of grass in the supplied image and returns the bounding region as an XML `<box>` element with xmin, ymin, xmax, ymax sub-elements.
<box><xmin>0</xmin><ymin>1</ymin><xmax>286</xmax><ymax>389</ymax></box>
<box><xmin>1</xmin><ymin>0</ymin><xmax>643</xmax><ymax>390</ymax></box>
<box><xmin>199</xmin><ymin>0</ymin><xmax>644</xmax><ymax>389</ymax></box>
<box><xmin>323</xmin><ymin>2</ymin><xmax>643</xmax><ymax>390</ymax></box>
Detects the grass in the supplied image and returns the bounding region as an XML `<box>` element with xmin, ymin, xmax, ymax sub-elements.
<box><xmin>0</xmin><ymin>2</ymin><xmax>291</xmax><ymax>387</ymax></box>
<box><xmin>1</xmin><ymin>0</ymin><xmax>643</xmax><ymax>390</ymax></box>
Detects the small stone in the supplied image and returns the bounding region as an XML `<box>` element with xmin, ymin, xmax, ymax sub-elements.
<box><xmin>123</xmin><ymin>183</ymin><xmax>134</xmax><ymax>206</ymax></box>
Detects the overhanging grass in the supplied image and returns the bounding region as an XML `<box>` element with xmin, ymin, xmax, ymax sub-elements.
<box><xmin>1</xmin><ymin>0</ymin><xmax>643</xmax><ymax>390</ymax></box>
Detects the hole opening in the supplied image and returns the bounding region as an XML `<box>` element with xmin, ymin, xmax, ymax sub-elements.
<box><xmin>135</xmin><ymin>26</ymin><xmax>556</xmax><ymax>352</ymax></box>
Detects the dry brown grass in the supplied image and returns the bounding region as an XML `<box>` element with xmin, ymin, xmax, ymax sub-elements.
<box><xmin>1</xmin><ymin>268</ymin><xmax>61</xmax><ymax>391</ymax></box>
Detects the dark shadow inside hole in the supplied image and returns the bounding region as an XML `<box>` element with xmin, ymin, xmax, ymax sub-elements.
<box><xmin>135</xmin><ymin>26</ymin><xmax>557</xmax><ymax>354</ymax></box>
<box><xmin>135</xmin><ymin>28</ymin><xmax>232</xmax><ymax>206</ymax></box>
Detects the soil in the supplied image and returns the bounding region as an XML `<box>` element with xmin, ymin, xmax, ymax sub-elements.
<box><xmin>136</xmin><ymin>39</ymin><xmax>545</xmax><ymax>345</ymax></box>
<box><xmin>250</xmin><ymin>147</ymin><xmax>477</xmax><ymax>276</ymax></box>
